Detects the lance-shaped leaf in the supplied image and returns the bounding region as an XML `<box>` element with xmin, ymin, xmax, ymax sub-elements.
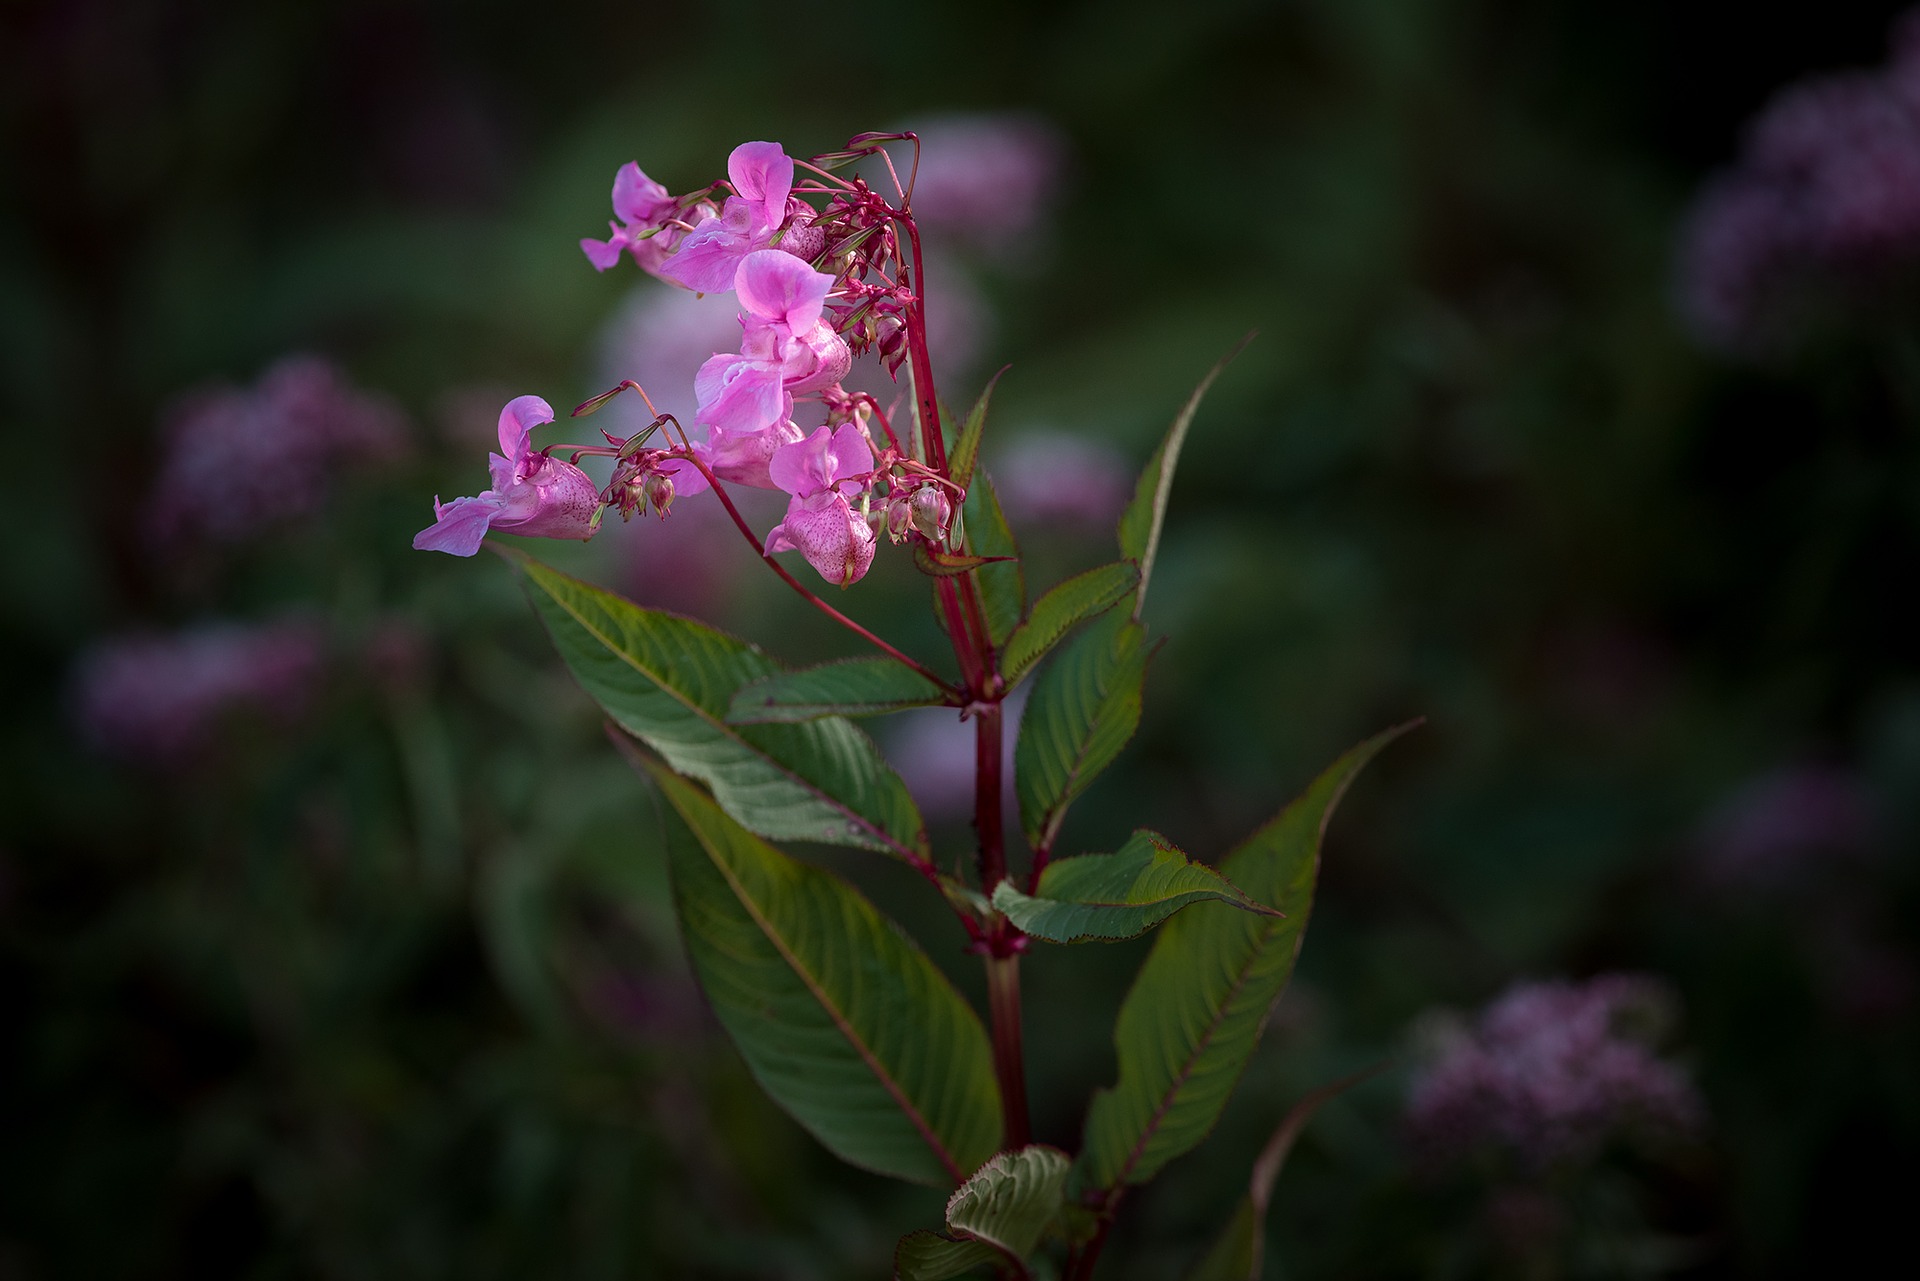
<box><xmin>506</xmin><ymin>549</ymin><xmax>928</xmax><ymax>861</ymax></box>
<box><xmin>645</xmin><ymin>758</ymin><xmax>1001</xmax><ymax>1187</ymax></box>
<box><xmin>729</xmin><ymin>657</ymin><xmax>954</xmax><ymax>724</ymax></box>
<box><xmin>959</xmin><ymin>470</ymin><xmax>1025</xmax><ymax>648</ymax></box>
<box><xmin>990</xmin><ymin>830</ymin><xmax>1277</xmax><ymax>944</ymax></box>
<box><xmin>1015</xmin><ymin>604</ymin><xmax>1151</xmax><ymax>853</ymax></box>
<box><xmin>1181</xmin><ymin>1064</ymin><xmax>1388</xmax><ymax>1281</ymax></box>
<box><xmin>895</xmin><ymin>1146</ymin><xmax>1072</xmax><ymax>1280</ymax></box>
<box><xmin>1116</xmin><ymin>334</ymin><xmax>1252</xmax><ymax>618</ymax></box>
<box><xmin>947</xmin><ymin>366</ymin><xmax>1008</xmax><ymax>493</ymax></box>
<box><xmin>1077</xmin><ymin>725</ymin><xmax>1414</xmax><ymax>1191</ymax></box>
<box><xmin>999</xmin><ymin>561</ymin><xmax>1139</xmax><ymax>689</ymax></box>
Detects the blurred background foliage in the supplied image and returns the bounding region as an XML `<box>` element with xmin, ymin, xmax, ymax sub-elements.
<box><xmin>4</xmin><ymin>0</ymin><xmax>1917</xmax><ymax>1276</ymax></box>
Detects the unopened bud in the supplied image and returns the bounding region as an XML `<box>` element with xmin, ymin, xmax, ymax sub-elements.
<box><xmin>885</xmin><ymin>493</ymin><xmax>914</xmax><ymax>543</ymax></box>
<box><xmin>910</xmin><ymin>486</ymin><xmax>951</xmax><ymax>541</ymax></box>
<box><xmin>643</xmin><ymin>471</ymin><xmax>675</xmax><ymax>517</ymax></box>
<box><xmin>875</xmin><ymin>314</ymin><xmax>906</xmax><ymax>357</ymax></box>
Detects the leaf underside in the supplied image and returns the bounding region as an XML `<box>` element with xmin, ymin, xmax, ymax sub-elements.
<box><xmin>644</xmin><ymin>758</ymin><xmax>1002</xmax><ymax>1187</ymax></box>
<box><xmin>1076</xmin><ymin>725</ymin><xmax>1415</xmax><ymax>1191</ymax></box>
<box><xmin>506</xmin><ymin>549</ymin><xmax>928</xmax><ymax>861</ymax></box>
<box><xmin>991</xmin><ymin>830</ymin><xmax>1276</xmax><ymax>944</ymax></box>
<box><xmin>896</xmin><ymin>1145</ymin><xmax>1072</xmax><ymax>1280</ymax></box>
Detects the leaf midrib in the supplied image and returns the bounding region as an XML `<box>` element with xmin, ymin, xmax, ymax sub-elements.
<box><xmin>692</xmin><ymin>821</ymin><xmax>969</xmax><ymax>1186</ymax></box>
<box><xmin>545</xmin><ymin>583</ymin><xmax>924</xmax><ymax>862</ymax></box>
<box><xmin>1109</xmin><ymin>917</ymin><xmax>1282</xmax><ymax>1188</ymax></box>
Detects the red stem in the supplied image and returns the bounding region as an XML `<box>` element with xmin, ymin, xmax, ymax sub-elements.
<box><xmin>985</xmin><ymin>954</ymin><xmax>1030</xmax><ymax>1149</ymax></box>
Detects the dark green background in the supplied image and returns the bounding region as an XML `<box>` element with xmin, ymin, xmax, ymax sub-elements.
<box><xmin>5</xmin><ymin>1</ymin><xmax>1916</xmax><ymax>1276</ymax></box>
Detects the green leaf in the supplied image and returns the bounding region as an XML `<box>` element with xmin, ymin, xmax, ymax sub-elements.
<box><xmin>990</xmin><ymin>830</ymin><xmax>1277</xmax><ymax>944</ymax></box>
<box><xmin>895</xmin><ymin>1146</ymin><xmax>1072</xmax><ymax>1280</ymax></box>
<box><xmin>1077</xmin><ymin>725</ymin><xmax>1414</xmax><ymax>1191</ymax></box>
<box><xmin>1183</xmin><ymin>1199</ymin><xmax>1259</xmax><ymax>1281</ymax></box>
<box><xmin>729</xmin><ymin>658</ymin><xmax>953</xmax><ymax>724</ymax></box>
<box><xmin>1115</xmin><ymin>334</ymin><xmax>1252</xmax><ymax>618</ymax></box>
<box><xmin>999</xmin><ymin>561</ymin><xmax>1139</xmax><ymax>689</ymax></box>
<box><xmin>505</xmin><ymin>548</ymin><xmax>928</xmax><ymax>861</ymax></box>
<box><xmin>1014</xmin><ymin>604</ymin><xmax>1151</xmax><ymax>853</ymax></box>
<box><xmin>948</xmin><ymin>366</ymin><xmax>1008</xmax><ymax>492</ymax></box>
<box><xmin>959</xmin><ymin>470</ymin><xmax>1025</xmax><ymax>648</ymax></box>
<box><xmin>894</xmin><ymin>1233</ymin><xmax>1004</xmax><ymax>1281</ymax></box>
<box><xmin>644</xmin><ymin>758</ymin><xmax>1002</xmax><ymax>1186</ymax></box>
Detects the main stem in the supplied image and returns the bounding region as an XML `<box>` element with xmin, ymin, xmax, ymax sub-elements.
<box><xmin>898</xmin><ymin>206</ymin><xmax>1030</xmax><ymax>1152</ymax></box>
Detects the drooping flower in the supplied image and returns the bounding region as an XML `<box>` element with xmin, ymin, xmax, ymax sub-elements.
<box><xmin>413</xmin><ymin>395</ymin><xmax>601</xmax><ymax>555</ymax></box>
<box><xmin>693</xmin><ymin>250</ymin><xmax>851</xmax><ymax>437</ymax></box>
<box><xmin>580</xmin><ymin>162</ymin><xmax>691</xmax><ymax>275</ymax></box>
<box><xmin>659</xmin><ymin>141</ymin><xmax>797</xmax><ymax>293</ymax></box>
<box><xmin>765</xmin><ymin>423</ymin><xmax>876</xmax><ymax>586</ymax></box>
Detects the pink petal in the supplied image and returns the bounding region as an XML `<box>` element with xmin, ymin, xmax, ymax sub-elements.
<box><xmin>497</xmin><ymin>394</ymin><xmax>555</xmax><ymax>459</ymax></box>
<box><xmin>828</xmin><ymin>421</ymin><xmax>874</xmax><ymax>491</ymax></box>
<box><xmin>413</xmin><ymin>494</ymin><xmax>502</xmax><ymax>556</ymax></box>
<box><xmin>610</xmin><ymin>161</ymin><xmax>670</xmax><ymax>224</ymax></box>
<box><xmin>776</xmin><ymin>491</ymin><xmax>875</xmax><ymax>587</ymax></box>
<box><xmin>727</xmin><ymin>141</ymin><xmax>794</xmax><ymax>231</ymax></box>
<box><xmin>580</xmin><ymin>231</ymin><xmax>626</xmax><ymax>272</ymax></box>
<box><xmin>659</xmin><ymin>199</ymin><xmax>762</xmax><ymax>293</ymax></box>
<box><xmin>693</xmin><ymin>352</ymin><xmax>785</xmax><ymax>434</ymax></box>
<box><xmin>654</xmin><ymin>453</ymin><xmax>711</xmax><ymax>496</ymax></box>
<box><xmin>494</xmin><ymin>458</ymin><xmax>602</xmax><ymax>541</ymax></box>
<box><xmin>769</xmin><ymin>425</ymin><xmax>836</xmax><ymax>498</ymax></box>
<box><xmin>734</xmin><ymin>250</ymin><xmax>832</xmax><ymax>330</ymax></box>
<box><xmin>704</xmin><ymin>419</ymin><xmax>802</xmax><ymax>489</ymax></box>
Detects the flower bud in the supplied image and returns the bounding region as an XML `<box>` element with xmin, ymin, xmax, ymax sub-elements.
<box><xmin>885</xmin><ymin>492</ymin><xmax>914</xmax><ymax>543</ymax></box>
<box><xmin>643</xmin><ymin>471</ymin><xmax>675</xmax><ymax>517</ymax></box>
<box><xmin>910</xmin><ymin>486</ymin><xmax>951</xmax><ymax>541</ymax></box>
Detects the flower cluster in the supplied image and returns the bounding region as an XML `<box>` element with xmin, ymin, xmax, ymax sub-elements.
<box><xmin>1676</xmin><ymin>9</ymin><xmax>1920</xmax><ymax>353</ymax></box>
<box><xmin>417</xmin><ymin>135</ymin><xmax>985</xmax><ymax>587</ymax></box>
<box><xmin>71</xmin><ymin>618</ymin><xmax>326</xmax><ymax>765</ymax></box>
<box><xmin>1404</xmin><ymin>975</ymin><xmax>1704</xmax><ymax>1173</ymax></box>
<box><xmin>151</xmin><ymin>355</ymin><xmax>408</xmax><ymax>552</ymax></box>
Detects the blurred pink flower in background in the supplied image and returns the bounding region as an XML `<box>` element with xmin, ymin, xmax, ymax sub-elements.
<box><xmin>991</xmin><ymin>431</ymin><xmax>1134</xmax><ymax>532</ymax></box>
<box><xmin>71</xmin><ymin>618</ymin><xmax>327</xmax><ymax>766</ymax></box>
<box><xmin>1405</xmin><ymin>974</ymin><xmax>1704</xmax><ymax>1173</ymax></box>
<box><xmin>884</xmin><ymin>687</ymin><xmax>1027</xmax><ymax>823</ymax></box>
<box><xmin>1692</xmin><ymin>762</ymin><xmax>1878</xmax><ymax>892</ymax></box>
<box><xmin>903</xmin><ymin>113</ymin><xmax>1068</xmax><ymax>256</ymax></box>
<box><xmin>1676</xmin><ymin>9</ymin><xmax>1920</xmax><ymax>353</ymax></box>
<box><xmin>147</xmin><ymin>355</ymin><xmax>409</xmax><ymax>553</ymax></box>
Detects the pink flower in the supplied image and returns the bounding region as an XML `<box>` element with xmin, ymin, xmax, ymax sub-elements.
<box><xmin>580</xmin><ymin>162</ymin><xmax>690</xmax><ymax>275</ymax></box>
<box><xmin>659</xmin><ymin>141</ymin><xmax>796</xmax><ymax>293</ymax></box>
<box><xmin>765</xmin><ymin>423</ymin><xmax>877</xmax><ymax>586</ymax></box>
<box><xmin>413</xmin><ymin>395</ymin><xmax>601</xmax><ymax>556</ymax></box>
<box><xmin>693</xmin><ymin>251</ymin><xmax>851</xmax><ymax>435</ymax></box>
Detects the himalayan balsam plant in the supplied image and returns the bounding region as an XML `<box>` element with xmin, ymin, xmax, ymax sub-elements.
<box><xmin>415</xmin><ymin>133</ymin><xmax>1411</xmax><ymax>1279</ymax></box>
